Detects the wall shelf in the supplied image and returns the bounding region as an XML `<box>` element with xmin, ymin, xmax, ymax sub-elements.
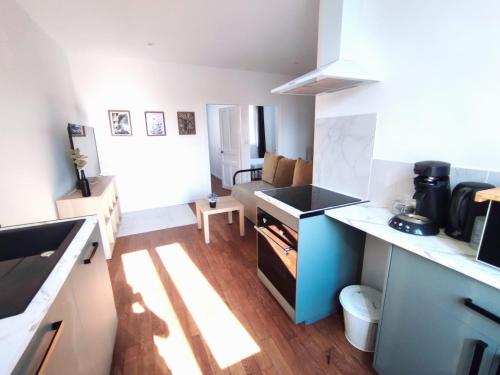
<box><xmin>475</xmin><ymin>187</ymin><xmax>500</xmax><ymax>203</ymax></box>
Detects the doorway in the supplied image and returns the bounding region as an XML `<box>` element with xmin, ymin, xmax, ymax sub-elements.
<box><xmin>248</xmin><ymin>105</ymin><xmax>277</xmax><ymax>171</ymax></box>
<box><xmin>206</xmin><ymin>104</ymin><xmax>241</xmax><ymax>191</ymax></box>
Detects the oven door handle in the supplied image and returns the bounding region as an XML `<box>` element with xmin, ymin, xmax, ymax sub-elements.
<box><xmin>254</xmin><ymin>226</ymin><xmax>293</xmax><ymax>256</ymax></box>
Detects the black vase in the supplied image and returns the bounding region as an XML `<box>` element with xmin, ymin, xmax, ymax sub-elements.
<box><xmin>209</xmin><ymin>201</ymin><xmax>217</xmax><ymax>208</ymax></box>
<box><xmin>80</xmin><ymin>170</ymin><xmax>91</xmax><ymax>197</ymax></box>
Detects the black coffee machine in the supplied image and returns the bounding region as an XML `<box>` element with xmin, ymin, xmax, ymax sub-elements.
<box><xmin>413</xmin><ymin>161</ymin><xmax>451</xmax><ymax>228</ymax></box>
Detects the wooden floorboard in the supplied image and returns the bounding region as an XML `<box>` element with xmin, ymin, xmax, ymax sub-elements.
<box><xmin>211</xmin><ymin>175</ymin><xmax>231</xmax><ymax>197</ymax></box>
<box><xmin>108</xmin><ymin>177</ymin><xmax>375</xmax><ymax>374</ymax></box>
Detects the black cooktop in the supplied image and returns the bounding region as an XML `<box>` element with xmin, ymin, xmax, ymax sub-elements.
<box><xmin>262</xmin><ymin>185</ymin><xmax>363</xmax><ymax>215</ymax></box>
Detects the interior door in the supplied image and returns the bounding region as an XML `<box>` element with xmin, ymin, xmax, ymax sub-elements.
<box><xmin>219</xmin><ymin>106</ymin><xmax>241</xmax><ymax>189</ymax></box>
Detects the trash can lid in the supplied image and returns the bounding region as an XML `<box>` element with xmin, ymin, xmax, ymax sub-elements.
<box><xmin>339</xmin><ymin>285</ymin><xmax>382</xmax><ymax>323</ymax></box>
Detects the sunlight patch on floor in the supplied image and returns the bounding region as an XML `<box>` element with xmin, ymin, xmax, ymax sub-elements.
<box><xmin>122</xmin><ymin>250</ymin><xmax>202</xmax><ymax>374</ymax></box>
<box><xmin>131</xmin><ymin>301</ymin><xmax>145</xmax><ymax>314</ymax></box>
<box><xmin>156</xmin><ymin>243</ymin><xmax>260</xmax><ymax>369</ymax></box>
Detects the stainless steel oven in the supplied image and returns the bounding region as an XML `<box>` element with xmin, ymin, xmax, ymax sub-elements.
<box><xmin>255</xmin><ymin>208</ymin><xmax>298</xmax><ymax>313</ymax></box>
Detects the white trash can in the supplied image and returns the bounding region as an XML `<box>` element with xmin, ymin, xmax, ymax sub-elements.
<box><xmin>339</xmin><ymin>285</ymin><xmax>382</xmax><ymax>352</ymax></box>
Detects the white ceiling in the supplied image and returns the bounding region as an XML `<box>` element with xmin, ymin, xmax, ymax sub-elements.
<box><xmin>17</xmin><ymin>0</ymin><xmax>319</xmax><ymax>75</ymax></box>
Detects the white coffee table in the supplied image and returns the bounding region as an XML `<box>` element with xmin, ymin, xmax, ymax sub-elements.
<box><xmin>195</xmin><ymin>196</ymin><xmax>245</xmax><ymax>244</ymax></box>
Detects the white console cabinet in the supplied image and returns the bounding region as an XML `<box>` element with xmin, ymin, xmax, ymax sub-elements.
<box><xmin>56</xmin><ymin>176</ymin><xmax>121</xmax><ymax>259</ymax></box>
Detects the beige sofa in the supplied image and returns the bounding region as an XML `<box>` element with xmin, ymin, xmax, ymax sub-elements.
<box><xmin>231</xmin><ymin>153</ymin><xmax>312</xmax><ymax>223</ymax></box>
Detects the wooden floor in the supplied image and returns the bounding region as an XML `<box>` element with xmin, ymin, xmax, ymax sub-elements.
<box><xmin>108</xmin><ymin>179</ymin><xmax>375</xmax><ymax>374</ymax></box>
<box><xmin>211</xmin><ymin>175</ymin><xmax>231</xmax><ymax>197</ymax></box>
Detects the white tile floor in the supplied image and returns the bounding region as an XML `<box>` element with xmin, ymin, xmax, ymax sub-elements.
<box><xmin>117</xmin><ymin>204</ymin><xmax>197</xmax><ymax>237</ymax></box>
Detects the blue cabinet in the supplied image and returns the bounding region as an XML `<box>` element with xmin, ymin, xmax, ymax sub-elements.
<box><xmin>295</xmin><ymin>214</ymin><xmax>366</xmax><ymax>324</ymax></box>
<box><xmin>491</xmin><ymin>347</ymin><xmax>500</xmax><ymax>375</ymax></box>
<box><xmin>374</xmin><ymin>246</ymin><xmax>500</xmax><ymax>375</ymax></box>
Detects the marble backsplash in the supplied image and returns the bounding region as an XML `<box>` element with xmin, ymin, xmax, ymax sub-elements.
<box><xmin>312</xmin><ymin>115</ymin><xmax>499</xmax><ymax>206</ymax></box>
<box><xmin>313</xmin><ymin>114</ymin><xmax>377</xmax><ymax>199</ymax></box>
<box><xmin>367</xmin><ymin>159</ymin><xmax>414</xmax><ymax>206</ymax></box>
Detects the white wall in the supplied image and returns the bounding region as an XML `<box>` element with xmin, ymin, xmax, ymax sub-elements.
<box><xmin>68</xmin><ymin>53</ymin><xmax>315</xmax><ymax>212</ymax></box>
<box><xmin>0</xmin><ymin>0</ymin><xmax>80</xmax><ymax>226</ymax></box>
<box><xmin>361</xmin><ymin>235</ymin><xmax>391</xmax><ymax>292</ymax></box>
<box><xmin>278</xmin><ymin>102</ymin><xmax>315</xmax><ymax>161</ymax></box>
<box><xmin>315</xmin><ymin>0</ymin><xmax>500</xmax><ymax>171</ymax></box>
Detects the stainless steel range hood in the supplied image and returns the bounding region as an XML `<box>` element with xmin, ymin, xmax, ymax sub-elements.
<box><xmin>272</xmin><ymin>0</ymin><xmax>381</xmax><ymax>96</ymax></box>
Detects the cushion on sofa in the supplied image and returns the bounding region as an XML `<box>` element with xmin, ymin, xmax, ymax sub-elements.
<box><xmin>292</xmin><ymin>158</ymin><xmax>313</xmax><ymax>186</ymax></box>
<box><xmin>273</xmin><ymin>157</ymin><xmax>297</xmax><ymax>188</ymax></box>
<box><xmin>231</xmin><ymin>180</ymin><xmax>274</xmax><ymax>224</ymax></box>
<box><xmin>261</xmin><ymin>152</ymin><xmax>283</xmax><ymax>184</ymax></box>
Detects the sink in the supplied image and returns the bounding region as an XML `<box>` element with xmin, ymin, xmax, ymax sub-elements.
<box><xmin>0</xmin><ymin>219</ymin><xmax>85</xmax><ymax>319</ymax></box>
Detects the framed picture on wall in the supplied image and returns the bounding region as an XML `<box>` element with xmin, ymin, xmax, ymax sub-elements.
<box><xmin>108</xmin><ymin>110</ymin><xmax>132</xmax><ymax>136</ymax></box>
<box><xmin>145</xmin><ymin>111</ymin><xmax>166</xmax><ymax>136</ymax></box>
<box><xmin>177</xmin><ymin>111</ymin><xmax>196</xmax><ymax>135</ymax></box>
<box><xmin>68</xmin><ymin>123</ymin><xmax>86</xmax><ymax>137</ymax></box>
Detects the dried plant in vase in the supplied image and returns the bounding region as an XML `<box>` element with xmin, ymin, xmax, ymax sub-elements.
<box><xmin>208</xmin><ymin>193</ymin><xmax>218</xmax><ymax>208</ymax></box>
<box><xmin>69</xmin><ymin>148</ymin><xmax>91</xmax><ymax>196</ymax></box>
<box><xmin>70</xmin><ymin>148</ymin><xmax>88</xmax><ymax>170</ymax></box>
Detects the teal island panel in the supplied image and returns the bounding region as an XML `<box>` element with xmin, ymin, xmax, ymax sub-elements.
<box><xmin>295</xmin><ymin>214</ymin><xmax>365</xmax><ymax>324</ymax></box>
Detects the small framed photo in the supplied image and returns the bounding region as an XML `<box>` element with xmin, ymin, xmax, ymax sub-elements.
<box><xmin>69</xmin><ymin>123</ymin><xmax>85</xmax><ymax>137</ymax></box>
<box><xmin>145</xmin><ymin>111</ymin><xmax>166</xmax><ymax>136</ymax></box>
<box><xmin>177</xmin><ymin>111</ymin><xmax>196</xmax><ymax>135</ymax></box>
<box><xmin>109</xmin><ymin>110</ymin><xmax>132</xmax><ymax>136</ymax></box>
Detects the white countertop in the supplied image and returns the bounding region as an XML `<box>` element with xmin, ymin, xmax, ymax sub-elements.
<box><xmin>325</xmin><ymin>202</ymin><xmax>500</xmax><ymax>290</ymax></box>
<box><xmin>255</xmin><ymin>190</ymin><xmax>303</xmax><ymax>218</ymax></box>
<box><xmin>0</xmin><ymin>216</ymin><xmax>98</xmax><ymax>375</ymax></box>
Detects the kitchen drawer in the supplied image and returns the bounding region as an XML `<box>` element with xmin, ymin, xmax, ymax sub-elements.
<box><xmin>12</xmin><ymin>280</ymin><xmax>87</xmax><ymax>374</ymax></box>
<box><xmin>389</xmin><ymin>246</ymin><xmax>500</xmax><ymax>340</ymax></box>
